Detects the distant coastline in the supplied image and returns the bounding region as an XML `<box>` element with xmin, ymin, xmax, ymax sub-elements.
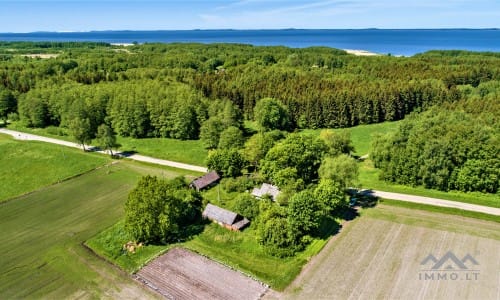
<box><xmin>1</xmin><ymin>29</ymin><xmax>499</xmax><ymax>56</ymax></box>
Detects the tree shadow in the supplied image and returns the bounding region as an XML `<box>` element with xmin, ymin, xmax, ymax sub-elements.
<box><xmin>116</xmin><ymin>150</ymin><xmax>138</xmax><ymax>158</ymax></box>
<box><xmin>347</xmin><ymin>188</ymin><xmax>379</xmax><ymax>208</ymax></box>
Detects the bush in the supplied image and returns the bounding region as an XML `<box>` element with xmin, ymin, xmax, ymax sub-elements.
<box><xmin>222</xmin><ymin>176</ymin><xmax>256</xmax><ymax>193</ymax></box>
<box><xmin>232</xmin><ymin>193</ymin><xmax>260</xmax><ymax>220</ymax></box>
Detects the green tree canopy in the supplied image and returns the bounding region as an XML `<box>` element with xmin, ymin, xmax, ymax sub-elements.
<box><xmin>218</xmin><ymin>126</ymin><xmax>245</xmax><ymax>149</ymax></box>
<box><xmin>319</xmin><ymin>129</ymin><xmax>355</xmax><ymax>157</ymax></box>
<box><xmin>124</xmin><ymin>176</ymin><xmax>202</xmax><ymax>244</ymax></box>
<box><xmin>314</xmin><ymin>179</ymin><xmax>347</xmax><ymax>215</ymax></box>
<box><xmin>95</xmin><ymin>124</ymin><xmax>119</xmax><ymax>156</ymax></box>
<box><xmin>206</xmin><ymin>148</ymin><xmax>247</xmax><ymax>177</ymax></box>
<box><xmin>318</xmin><ymin>154</ymin><xmax>359</xmax><ymax>189</ymax></box>
<box><xmin>68</xmin><ymin>117</ymin><xmax>93</xmax><ymax>151</ymax></box>
<box><xmin>0</xmin><ymin>88</ymin><xmax>16</xmax><ymax>123</ymax></box>
<box><xmin>261</xmin><ymin>133</ymin><xmax>327</xmax><ymax>186</ymax></box>
<box><xmin>253</xmin><ymin>98</ymin><xmax>290</xmax><ymax>132</ymax></box>
<box><xmin>287</xmin><ymin>189</ymin><xmax>324</xmax><ymax>237</ymax></box>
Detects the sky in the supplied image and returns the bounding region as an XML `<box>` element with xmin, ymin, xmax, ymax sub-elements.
<box><xmin>0</xmin><ymin>0</ymin><xmax>498</xmax><ymax>32</ymax></box>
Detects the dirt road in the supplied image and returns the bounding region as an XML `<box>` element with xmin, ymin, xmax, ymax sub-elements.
<box><xmin>2</xmin><ymin>128</ymin><xmax>498</xmax><ymax>216</ymax></box>
<box><xmin>0</xmin><ymin>128</ymin><xmax>207</xmax><ymax>173</ymax></box>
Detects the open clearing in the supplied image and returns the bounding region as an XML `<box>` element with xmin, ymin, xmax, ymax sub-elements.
<box><xmin>282</xmin><ymin>205</ymin><xmax>500</xmax><ymax>300</ymax></box>
<box><xmin>0</xmin><ymin>160</ymin><xmax>195</xmax><ymax>299</ymax></box>
<box><xmin>135</xmin><ymin>248</ymin><xmax>268</xmax><ymax>300</ymax></box>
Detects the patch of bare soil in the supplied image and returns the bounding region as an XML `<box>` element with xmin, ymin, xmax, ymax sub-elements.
<box><xmin>135</xmin><ymin>248</ymin><xmax>268</xmax><ymax>300</ymax></box>
<box><xmin>281</xmin><ymin>208</ymin><xmax>500</xmax><ymax>300</ymax></box>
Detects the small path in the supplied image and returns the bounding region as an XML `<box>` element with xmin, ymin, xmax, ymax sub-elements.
<box><xmin>1</xmin><ymin>128</ymin><xmax>498</xmax><ymax>216</ymax></box>
<box><xmin>0</xmin><ymin>128</ymin><xmax>207</xmax><ymax>173</ymax></box>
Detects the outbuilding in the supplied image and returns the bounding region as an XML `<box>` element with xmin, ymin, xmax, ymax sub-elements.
<box><xmin>189</xmin><ymin>171</ymin><xmax>221</xmax><ymax>191</ymax></box>
<box><xmin>202</xmin><ymin>203</ymin><xmax>250</xmax><ymax>231</ymax></box>
<box><xmin>251</xmin><ymin>183</ymin><xmax>280</xmax><ymax>201</ymax></box>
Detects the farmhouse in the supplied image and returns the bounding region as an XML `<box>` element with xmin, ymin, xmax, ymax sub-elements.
<box><xmin>189</xmin><ymin>171</ymin><xmax>220</xmax><ymax>191</ymax></box>
<box><xmin>202</xmin><ymin>203</ymin><xmax>250</xmax><ymax>231</ymax></box>
<box><xmin>251</xmin><ymin>183</ymin><xmax>280</xmax><ymax>201</ymax></box>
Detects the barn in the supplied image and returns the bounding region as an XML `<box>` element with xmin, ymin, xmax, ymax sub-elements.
<box><xmin>202</xmin><ymin>203</ymin><xmax>250</xmax><ymax>231</ymax></box>
<box><xmin>189</xmin><ymin>171</ymin><xmax>221</xmax><ymax>191</ymax></box>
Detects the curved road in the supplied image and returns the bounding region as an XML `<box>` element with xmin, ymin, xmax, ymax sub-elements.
<box><xmin>0</xmin><ymin>128</ymin><xmax>207</xmax><ymax>173</ymax></box>
<box><xmin>1</xmin><ymin>128</ymin><xmax>498</xmax><ymax>216</ymax></box>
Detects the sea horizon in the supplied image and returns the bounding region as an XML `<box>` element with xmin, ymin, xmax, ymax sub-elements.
<box><xmin>1</xmin><ymin>29</ymin><xmax>499</xmax><ymax>56</ymax></box>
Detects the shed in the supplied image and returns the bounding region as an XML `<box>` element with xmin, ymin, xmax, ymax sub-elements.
<box><xmin>190</xmin><ymin>171</ymin><xmax>221</xmax><ymax>191</ymax></box>
<box><xmin>202</xmin><ymin>203</ymin><xmax>250</xmax><ymax>231</ymax></box>
<box><xmin>251</xmin><ymin>183</ymin><xmax>281</xmax><ymax>201</ymax></box>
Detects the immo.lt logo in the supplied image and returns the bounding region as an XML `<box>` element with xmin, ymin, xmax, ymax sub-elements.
<box><xmin>419</xmin><ymin>251</ymin><xmax>480</xmax><ymax>281</ymax></box>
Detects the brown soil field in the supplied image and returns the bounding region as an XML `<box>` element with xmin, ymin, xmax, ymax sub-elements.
<box><xmin>280</xmin><ymin>205</ymin><xmax>500</xmax><ymax>300</ymax></box>
<box><xmin>135</xmin><ymin>248</ymin><xmax>268</xmax><ymax>300</ymax></box>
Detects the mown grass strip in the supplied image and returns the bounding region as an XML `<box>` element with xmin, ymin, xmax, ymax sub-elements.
<box><xmin>379</xmin><ymin>198</ymin><xmax>500</xmax><ymax>223</ymax></box>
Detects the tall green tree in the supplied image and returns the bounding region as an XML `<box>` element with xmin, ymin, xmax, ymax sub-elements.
<box><xmin>125</xmin><ymin>176</ymin><xmax>202</xmax><ymax>244</ymax></box>
<box><xmin>318</xmin><ymin>154</ymin><xmax>359</xmax><ymax>189</ymax></box>
<box><xmin>68</xmin><ymin>117</ymin><xmax>93</xmax><ymax>151</ymax></box>
<box><xmin>319</xmin><ymin>129</ymin><xmax>355</xmax><ymax>157</ymax></box>
<box><xmin>253</xmin><ymin>98</ymin><xmax>290</xmax><ymax>132</ymax></box>
<box><xmin>206</xmin><ymin>148</ymin><xmax>247</xmax><ymax>178</ymax></box>
<box><xmin>218</xmin><ymin>126</ymin><xmax>245</xmax><ymax>149</ymax></box>
<box><xmin>95</xmin><ymin>124</ymin><xmax>119</xmax><ymax>156</ymax></box>
<box><xmin>261</xmin><ymin>133</ymin><xmax>327</xmax><ymax>185</ymax></box>
<box><xmin>199</xmin><ymin>116</ymin><xmax>225</xmax><ymax>149</ymax></box>
<box><xmin>0</xmin><ymin>89</ymin><xmax>16</xmax><ymax>123</ymax></box>
<box><xmin>287</xmin><ymin>190</ymin><xmax>324</xmax><ymax>237</ymax></box>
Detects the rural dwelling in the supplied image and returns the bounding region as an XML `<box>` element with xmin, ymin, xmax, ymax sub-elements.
<box><xmin>202</xmin><ymin>203</ymin><xmax>250</xmax><ymax>231</ymax></box>
<box><xmin>251</xmin><ymin>183</ymin><xmax>280</xmax><ymax>201</ymax></box>
<box><xmin>189</xmin><ymin>171</ymin><xmax>221</xmax><ymax>191</ymax></box>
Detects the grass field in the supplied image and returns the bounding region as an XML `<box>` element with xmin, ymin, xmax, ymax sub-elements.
<box><xmin>284</xmin><ymin>205</ymin><xmax>500</xmax><ymax>300</ymax></box>
<box><xmin>7</xmin><ymin>123</ymin><xmax>208</xmax><ymax>166</ymax></box>
<box><xmin>0</xmin><ymin>133</ymin><xmax>109</xmax><ymax>202</ymax></box>
<box><xmin>0</xmin><ymin>160</ymin><xmax>195</xmax><ymax>299</ymax></box>
<box><xmin>301</xmin><ymin>121</ymin><xmax>400</xmax><ymax>156</ymax></box>
<box><xmin>117</xmin><ymin>136</ymin><xmax>207</xmax><ymax>166</ymax></box>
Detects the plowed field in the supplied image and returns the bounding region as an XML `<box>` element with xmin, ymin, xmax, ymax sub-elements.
<box><xmin>135</xmin><ymin>248</ymin><xmax>268</xmax><ymax>300</ymax></box>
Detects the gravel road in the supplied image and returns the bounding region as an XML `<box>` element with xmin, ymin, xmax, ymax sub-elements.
<box><xmin>2</xmin><ymin>128</ymin><xmax>498</xmax><ymax>216</ymax></box>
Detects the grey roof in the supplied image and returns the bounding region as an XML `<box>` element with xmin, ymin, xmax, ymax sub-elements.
<box><xmin>202</xmin><ymin>203</ymin><xmax>239</xmax><ymax>225</ymax></box>
<box><xmin>190</xmin><ymin>171</ymin><xmax>220</xmax><ymax>190</ymax></box>
<box><xmin>232</xmin><ymin>218</ymin><xmax>250</xmax><ymax>230</ymax></box>
<box><xmin>251</xmin><ymin>183</ymin><xmax>281</xmax><ymax>201</ymax></box>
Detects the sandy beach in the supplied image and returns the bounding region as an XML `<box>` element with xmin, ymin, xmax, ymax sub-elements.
<box><xmin>344</xmin><ymin>49</ymin><xmax>380</xmax><ymax>56</ymax></box>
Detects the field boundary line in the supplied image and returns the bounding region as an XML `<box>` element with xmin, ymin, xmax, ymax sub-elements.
<box><xmin>0</xmin><ymin>161</ymin><xmax>118</xmax><ymax>206</ymax></box>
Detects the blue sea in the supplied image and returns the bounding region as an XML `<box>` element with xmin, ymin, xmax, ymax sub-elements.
<box><xmin>1</xmin><ymin>29</ymin><xmax>499</xmax><ymax>56</ymax></box>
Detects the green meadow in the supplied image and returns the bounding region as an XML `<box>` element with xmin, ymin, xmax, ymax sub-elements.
<box><xmin>0</xmin><ymin>158</ymin><xmax>195</xmax><ymax>299</ymax></box>
<box><xmin>0</xmin><ymin>133</ymin><xmax>108</xmax><ymax>202</ymax></box>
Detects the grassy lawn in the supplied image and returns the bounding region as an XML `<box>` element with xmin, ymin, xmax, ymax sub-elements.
<box><xmin>301</xmin><ymin>121</ymin><xmax>400</xmax><ymax>156</ymax></box>
<box><xmin>379</xmin><ymin>199</ymin><xmax>500</xmax><ymax>223</ymax></box>
<box><xmin>7</xmin><ymin>122</ymin><xmax>208</xmax><ymax>166</ymax></box>
<box><xmin>87</xmin><ymin>220</ymin><xmax>331</xmax><ymax>291</ymax></box>
<box><xmin>0</xmin><ymin>160</ymin><xmax>193</xmax><ymax>299</ymax></box>
<box><xmin>87</xmin><ymin>181</ymin><xmax>336</xmax><ymax>291</ymax></box>
<box><xmin>0</xmin><ymin>133</ymin><xmax>109</xmax><ymax>202</ymax></box>
<box><xmin>117</xmin><ymin>136</ymin><xmax>207</xmax><ymax>166</ymax></box>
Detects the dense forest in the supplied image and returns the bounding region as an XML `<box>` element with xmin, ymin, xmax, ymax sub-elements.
<box><xmin>0</xmin><ymin>42</ymin><xmax>499</xmax><ymax>195</ymax></box>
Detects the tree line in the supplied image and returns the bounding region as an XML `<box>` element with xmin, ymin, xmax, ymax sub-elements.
<box><xmin>371</xmin><ymin>83</ymin><xmax>499</xmax><ymax>193</ymax></box>
<box><xmin>1</xmin><ymin>42</ymin><xmax>498</xmax><ymax>136</ymax></box>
